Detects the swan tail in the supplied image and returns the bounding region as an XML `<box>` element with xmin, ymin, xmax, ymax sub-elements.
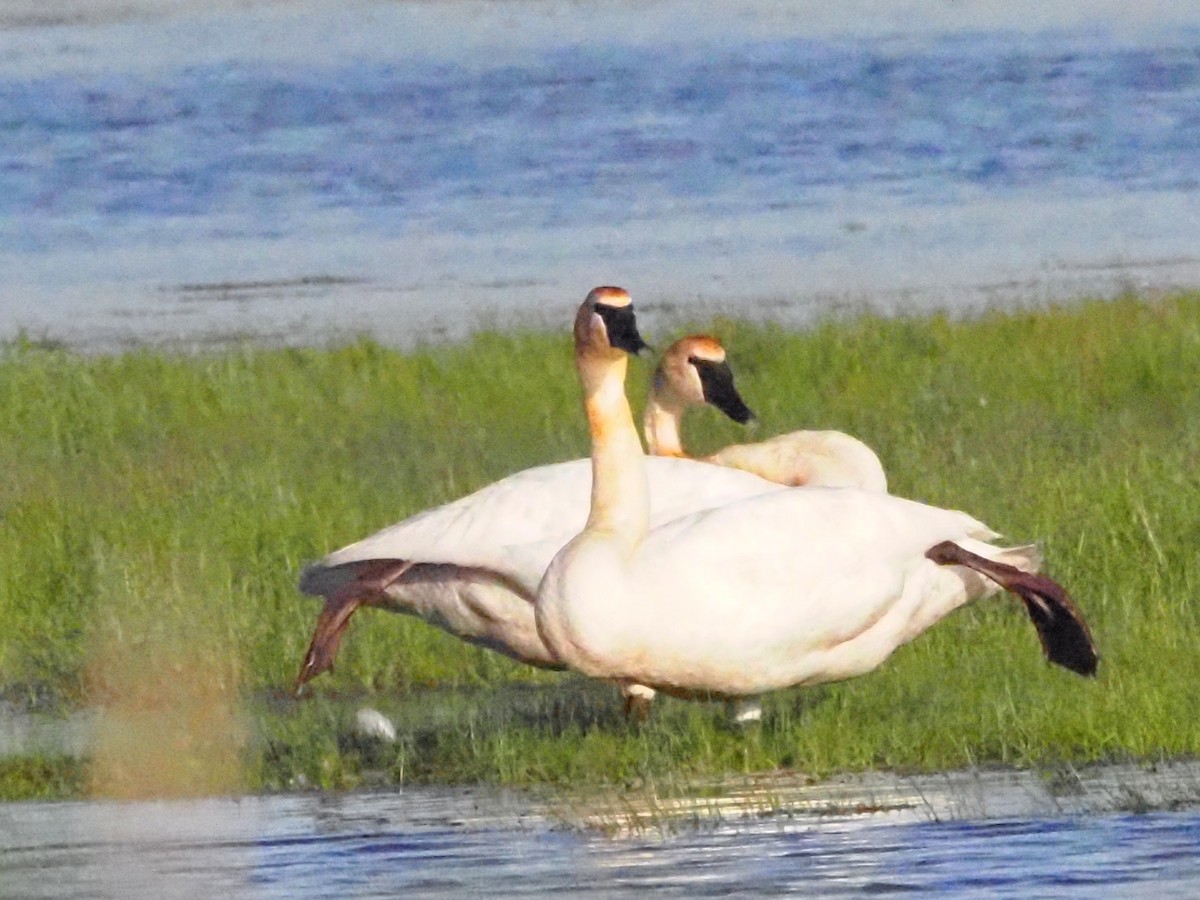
<box><xmin>294</xmin><ymin>559</ymin><xmax>412</xmax><ymax>695</ymax></box>
<box><xmin>925</xmin><ymin>541</ymin><xmax>1098</xmax><ymax>677</ymax></box>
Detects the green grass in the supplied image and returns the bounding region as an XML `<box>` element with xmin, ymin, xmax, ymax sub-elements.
<box><xmin>0</xmin><ymin>754</ymin><xmax>86</xmax><ymax>802</ymax></box>
<box><xmin>2</xmin><ymin>292</ymin><xmax>1199</xmax><ymax>801</ymax></box>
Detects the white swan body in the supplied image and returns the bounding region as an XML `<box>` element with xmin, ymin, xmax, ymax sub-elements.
<box><xmin>541</xmin><ymin>486</ymin><xmax>1004</xmax><ymax>694</ymax></box>
<box><xmin>708</xmin><ymin>430</ymin><xmax>888</xmax><ymax>491</ymax></box>
<box><xmin>296</xmin><ymin>328</ymin><xmax>776</xmax><ymax>700</ymax></box>
<box><xmin>640</xmin><ymin>334</ymin><xmax>885</xmax><ymax>720</ymax></box>
<box><xmin>536</xmin><ymin>287</ymin><xmax>1097</xmax><ymax>698</ymax></box>
<box><xmin>296</xmin><ymin>454</ymin><xmax>785</xmax><ymax>684</ymax></box>
<box><xmin>646</xmin><ymin>334</ymin><xmax>887</xmax><ymax>491</ymax></box>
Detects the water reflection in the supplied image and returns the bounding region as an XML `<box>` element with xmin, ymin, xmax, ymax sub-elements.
<box><xmin>3</xmin><ymin>786</ymin><xmax>1200</xmax><ymax>897</ymax></box>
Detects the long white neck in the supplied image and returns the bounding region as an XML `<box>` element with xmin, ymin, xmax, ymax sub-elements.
<box><xmin>642</xmin><ymin>382</ymin><xmax>686</xmax><ymax>457</ymax></box>
<box><xmin>579</xmin><ymin>352</ymin><xmax>649</xmax><ymax>549</ymax></box>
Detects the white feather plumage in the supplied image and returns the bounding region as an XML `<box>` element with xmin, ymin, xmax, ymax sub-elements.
<box><xmin>535</xmin><ymin>288</ymin><xmax>1089</xmax><ymax>697</ymax></box>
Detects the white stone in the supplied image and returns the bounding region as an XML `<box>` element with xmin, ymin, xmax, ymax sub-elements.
<box><xmin>353</xmin><ymin>708</ymin><xmax>397</xmax><ymax>744</ymax></box>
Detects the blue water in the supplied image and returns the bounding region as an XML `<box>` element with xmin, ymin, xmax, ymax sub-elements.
<box><xmin>1</xmin><ymin>3</ymin><xmax>1198</xmax><ymax>348</ymax></box>
<box><xmin>4</xmin><ymin>34</ymin><xmax>1197</xmax><ymax>252</ymax></box>
<box><xmin>3</xmin><ymin>789</ymin><xmax>1200</xmax><ymax>897</ymax></box>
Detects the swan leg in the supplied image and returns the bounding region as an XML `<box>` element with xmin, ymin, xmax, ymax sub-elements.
<box><xmin>725</xmin><ymin>698</ymin><xmax>763</xmax><ymax>725</ymax></box>
<box><xmin>925</xmin><ymin>541</ymin><xmax>1099</xmax><ymax>676</ymax></box>
<box><xmin>621</xmin><ymin>683</ymin><xmax>656</xmax><ymax>721</ymax></box>
<box><xmin>294</xmin><ymin>560</ymin><xmax>412</xmax><ymax>695</ymax></box>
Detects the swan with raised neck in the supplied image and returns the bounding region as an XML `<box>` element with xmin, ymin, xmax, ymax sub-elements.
<box><xmin>537</xmin><ymin>287</ymin><xmax>1098</xmax><ymax>698</ymax></box>
<box><xmin>292</xmin><ymin>287</ymin><xmax>789</xmax><ymax>714</ymax></box>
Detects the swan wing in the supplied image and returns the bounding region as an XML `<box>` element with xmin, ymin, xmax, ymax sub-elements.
<box><xmin>637</xmin><ymin>488</ymin><xmax>995</xmax><ymax>613</ymax></box>
<box><xmin>301</xmin><ymin>455</ymin><xmax>785</xmax><ymax>596</ymax></box>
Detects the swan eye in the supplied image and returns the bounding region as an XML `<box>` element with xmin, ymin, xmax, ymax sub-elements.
<box><xmin>594</xmin><ymin>302</ymin><xmax>649</xmax><ymax>356</ymax></box>
<box><xmin>691</xmin><ymin>358</ymin><xmax>756</xmax><ymax>425</ymax></box>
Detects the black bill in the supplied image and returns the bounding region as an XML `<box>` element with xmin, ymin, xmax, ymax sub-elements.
<box><xmin>595</xmin><ymin>302</ymin><xmax>650</xmax><ymax>356</ymax></box>
<box><xmin>692</xmin><ymin>357</ymin><xmax>755</xmax><ymax>424</ymax></box>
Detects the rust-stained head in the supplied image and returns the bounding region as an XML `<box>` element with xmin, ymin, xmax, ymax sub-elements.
<box><xmin>574</xmin><ymin>286</ymin><xmax>648</xmax><ymax>358</ymax></box>
<box><xmin>588</xmin><ymin>285</ymin><xmax>632</xmax><ymax>308</ymax></box>
<box><xmin>653</xmin><ymin>334</ymin><xmax>755</xmax><ymax>425</ymax></box>
<box><xmin>665</xmin><ymin>334</ymin><xmax>727</xmax><ymax>367</ymax></box>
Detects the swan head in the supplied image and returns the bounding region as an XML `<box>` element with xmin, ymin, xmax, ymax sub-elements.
<box><xmin>575</xmin><ymin>286</ymin><xmax>649</xmax><ymax>360</ymax></box>
<box><xmin>654</xmin><ymin>335</ymin><xmax>756</xmax><ymax>425</ymax></box>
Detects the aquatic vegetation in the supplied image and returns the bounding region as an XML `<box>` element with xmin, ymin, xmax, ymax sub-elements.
<box><xmin>1</xmin><ymin>292</ymin><xmax>1199</xmax><ymax>801</ymax></box>
<box><xmin>0</xmin><ymin>754</ymin><xmax>85</xmax><ymax>802</ymax></box>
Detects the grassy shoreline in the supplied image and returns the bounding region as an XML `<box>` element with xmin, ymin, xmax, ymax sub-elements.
<box><xmin>2</xmin><ymin>292</ymin><xmax>1199</xmax><ymax>802</ymax></box>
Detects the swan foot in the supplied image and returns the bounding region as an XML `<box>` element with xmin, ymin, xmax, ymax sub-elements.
<box><xmin>623</xmin><ymin>694</ymin><xmax>653</xmax><ymax>722</ymax></box>
<box><xmin>294</xmin><ymin>560</ymin><xmax>413</xmax><ymax>696</ymax></box>
<box><xmin>294</xmin><ymin>587</ymin><xmax>363</xmax><ymax>696</ymax></box>
<box><xmin>726</xmin><ymin>698</ymin><xmax>763</xmax><ymax>726</ymax></box>
<box><xmin>925</xmin><ymin>540</ymin><xmax>1099</xmax><ymax>676</ymax></box>
<box><xmin>621</xmin><ymin>683</ymin><xmax>656</xmax><ymax>722</ymax></box>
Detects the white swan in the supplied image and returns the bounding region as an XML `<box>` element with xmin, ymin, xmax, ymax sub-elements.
<box><xmin>645</xmin><ymin>333</ymin><xmax>887</xmax><ymax>490</ymax></box>
<box><xmin>642</xmin><ymin>334</ymin><xmax>884</xmax><ymax>723</ymax></box>
<box><xmin>535</xmin><ymin>287</ymin><xmax>1098</xmax><ymax>702</ymax></box>
<box><xmin>294</xmin><ymin>389</ymin><xmax>783</xmax><ymax>699</ymax></box>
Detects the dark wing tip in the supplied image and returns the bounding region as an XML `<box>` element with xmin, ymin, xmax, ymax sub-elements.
<box><xmin>1017</xmin><ymin>578</ymin><xmax>1100</xmax><ymax>677</ymax></box>
<box><xmin>925</xmin><ymin>540</ymin><xmax>1099</xmax><ymax>678</ymax></box>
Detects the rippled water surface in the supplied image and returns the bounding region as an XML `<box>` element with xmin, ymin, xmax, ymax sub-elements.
<box><xmin>3</xmin><ymin>786</ymin><xmax>1200</xmax><ymax>897</ymax></box>
<box><xmin>1</xmin><ymin>1</ymin><xmax>1199</xmax><ymax>348</ymax></box>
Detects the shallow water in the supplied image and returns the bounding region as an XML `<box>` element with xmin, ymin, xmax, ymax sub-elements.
<box><xmin>1</xmin><ymin>1</ymin><xmax>1199</xmax><ymax>349</ymax></box>
<box><xmin>3</xmin><ymin>780</ymin><xmax>1200</xmax><ymax>897</ymax></box>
